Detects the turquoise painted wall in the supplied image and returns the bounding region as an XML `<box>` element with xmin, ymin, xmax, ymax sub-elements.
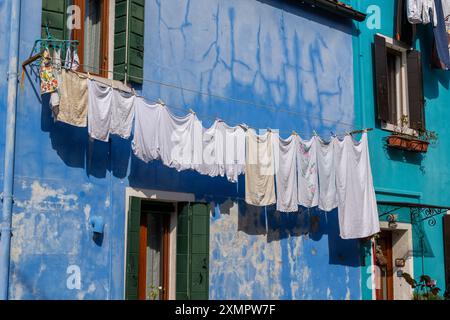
<box><xmin>351</xmin><ymin>0</ymin><xmax>450</xmax><ymax>299</ymax></box>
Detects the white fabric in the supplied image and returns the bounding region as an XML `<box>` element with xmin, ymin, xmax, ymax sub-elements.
<box><xmin>297</xmin><ymin>136</ymin><xmax>319</xmax><ymax>208</ymax></box>
<box><xmin>158</xmin><ymin>108</ymin><xmax>201</xmax><ymax>172</ymax></box>
<box><xmin>245</xmin><ymin>130</ymin><xmax>276</xmax><ymax>207</ymax></box>
<box><xmin>132</xmin><ymin>100</ymin><xmax>200</xmax><ymax>172</ymax></box>
<box><xmin>193</xmin><ymin>120</ymin><xmax>245</xmax><ymax>183</ymax></box>
<box><xmin>316</xmin><ymin>137</ymin><xmax>338</xmax><ymax>212</ymax></box>
<box><xmin>197</xmin><ymin>121</ymin><xmax>224</xmax><ymax>178</ymax></box>
<box><xmin>88</xmin><ymin>80</ymin><xmax>113</xmax><ymax>142</ymax></box>
<box><xmin>132</xmin><ymin>98</ymin><xmax>163</xmax><ymax>163</ymax></box>
<box><xmin>407</xmin><ymin>0</ymin><xmax>438</xmax><ymax>26</ymax></box>
<box><xmin>275</xmin><ymin>135</ymin><xmax>298</xmax><ymax>213</ymax></box>
<box><xmin>111</xmin><ymin>90</ymin><xmax>135</xmax><ymax>139</ymax></box>
<box><xmin>223</xmin><ymin>123</ymin><xmax>246</xmax><ymax>183</ymax></box>
<box><xmin>64</xmin><ymin>47</ymin><xmax>80</xmax><ymax>71</ymax></box>
<box><xmin>334</xmin><ymin>133</ymin><xmax>380</xmax><ymax>240</ymax></box>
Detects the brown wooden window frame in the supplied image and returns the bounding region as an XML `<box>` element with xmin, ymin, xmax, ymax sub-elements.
<box><xmin>72</xmin><ymin>0</ymin><xmax>110</xmax><ymax>78</ymax></box>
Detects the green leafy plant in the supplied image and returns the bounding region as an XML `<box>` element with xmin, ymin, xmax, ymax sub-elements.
<box><xmin>401</xmin><ymin>273</ymin><xmax>443</xmax><ymax>300</ymax></box>
<box><xmin>146</xmin><ymin>285</ymin><xmax>160</xmax><ymax>301</ymax></box>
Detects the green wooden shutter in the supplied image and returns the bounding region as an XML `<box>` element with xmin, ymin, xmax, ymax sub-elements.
<box><xmin>125</xmin><ymin>197</ymin><xmax>142</xmax><ymax>300</ymax></box>
<box><xmin>176</xmin><ymin>203</ymin><xmax>210</xmax><ymax>300</ymax></box>
<box><xmin>41</xmin><ymin>0</ymin><xmax>68</xmax><ymax>40</ymax></box>
<box><xmin>114</xmin><ymin>0</ymin><xmax>145</xmax><ymax>84</ymax></box>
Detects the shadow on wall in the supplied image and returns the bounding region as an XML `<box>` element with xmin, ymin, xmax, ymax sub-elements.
<box><xmin>236</xmin><ymin>201</ymin><xmax>362</xmax><ymax>268</ymax></box>
<box><xmin>40</xmin><ymin>93</ymin><xmax>131</xmax><ymax>179</ymax></box>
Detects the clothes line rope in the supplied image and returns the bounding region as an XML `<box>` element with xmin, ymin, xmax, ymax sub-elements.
<box><xmin>33</xmin><ymin>54</ymin><xmax>371</xmax><ymax>134</ymax></box>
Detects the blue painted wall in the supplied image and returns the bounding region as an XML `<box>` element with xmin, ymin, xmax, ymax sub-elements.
<box><xmin>0</xmin><ymin>0</ymin><xmax>362</xmax><ymax>299</ymax></box>
<box><xmin>351</xmin><ymin>0</ymin><xmax>450</xmax><ymax>299</ymax></box>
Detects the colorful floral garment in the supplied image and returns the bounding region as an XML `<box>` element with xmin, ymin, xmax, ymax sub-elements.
<box><xmin>40</xmin><ymin>49</ymin><xmax>58</xmax><ymax>95</ymax></box>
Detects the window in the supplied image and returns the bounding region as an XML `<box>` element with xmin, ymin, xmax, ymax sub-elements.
<box><xmin>72</xmin><ymin>0</ymin><xmax>110</xmax><ymax>77</ymax></box>
<box><xmin>374</xmin><ymin>34</ymin><xmax>425</xmax><ymax>133</ymax></box>
<box><xmin>125</xmin><ymin>198</ymin><xmax>210</xmax><ymax>301</ymax></box>
<box><xmin>41</xmin><ymin>0</ymin><xmax>145</xmax><ymax>83</ymax></box>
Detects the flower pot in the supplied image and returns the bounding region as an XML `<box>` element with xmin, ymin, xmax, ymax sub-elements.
<box><xmin>387</xmin><ymin>135</ymin><xmax>411</xmax><ymax>150</ymax></box>
<box><xmin>387</xmin><ymin>135</ymin><xmax>429</xmax><ymax>153</ymax></box>
<box><xmin>409</xmin><ymin>139</ymin><xmax>429</xmax><ymax>153</ymax></box>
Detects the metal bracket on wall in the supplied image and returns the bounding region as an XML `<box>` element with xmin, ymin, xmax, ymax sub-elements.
<box><xmin>378</xmin><ymin>201</ymin><xmax>450</xmax><ymax>227</ymax></box>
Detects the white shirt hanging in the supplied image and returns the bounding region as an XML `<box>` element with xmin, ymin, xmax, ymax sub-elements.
<box><xmin>297</xmin><ymin>136</ymin><xmax>319</xmax><ymax>208</ymax></box>
<box><xmin>111</xmin><ymin>90</ymin><xmax>135</xmax><ymax>139</ymax></box>
<box><xmin>275</xmin><ymin>135</ymin><xmax>299</xmax><ymax>213</ymax></box>
<box><xmin>87</xmin><ymin>79</ymin><xmax>113</xmax><ymax>142</ymax></box>
<box><xmin>334</xmin><ymin>133</ymin><xmax>380</xmax><ymax>240</ymax></box>
<box><xmin>132</xmin><ymin>98</ymin><xmax>164</xmax><ymax>163</ymax></box>
<box><xmin>316</xmin><ymin>137</ymin><xmax>338</xmax><ymax>212</ymax></box>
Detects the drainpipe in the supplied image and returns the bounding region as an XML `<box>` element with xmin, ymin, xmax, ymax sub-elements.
<box><xmin>0</xmin><ymin>0</ymin><xmax>21</xmax><ymax>300</ymax></box>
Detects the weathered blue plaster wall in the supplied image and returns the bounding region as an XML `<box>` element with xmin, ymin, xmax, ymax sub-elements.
<box><xmin>351</xmin><ymin>0</ymin><xmax>450</xmax><ymax>298</ymax></box>
<box><xmin>1</xmin><ymin>0</ymin><xmax>361</xmax><ymax>300</ymax></box>
<box><xmin>143</xmin><ymin>0</ymin><xmax>360</xmax><ymax>300</ymax></box>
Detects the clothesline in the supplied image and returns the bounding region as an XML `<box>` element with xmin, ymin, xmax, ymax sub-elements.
<box><xmin>36</xmin><ymin>52</ymin><xmax>381</xmax><ymax>240</ymax></box>
<box><xmin>33</xmin><ymin>53</ymin><xmax>372</xmax><ymax>137</ymax></box>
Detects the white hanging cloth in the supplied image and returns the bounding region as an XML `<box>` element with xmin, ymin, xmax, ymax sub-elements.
<box><xmin>316</xmin><ymin>137</ymin><xmax>338</xmax><ymax>212</ymax></box>
<box><xmin>132</xmin><ymin>98</ymin><xmax>164</xmax><ymax>163</ymax></box>
<box><xmin>87</xmin><ymin>79</ymin><xmax>113</xmax><ymax>142</ymax></box>
<box><xmin>275</xmin><ymin>135</ymin><xmax>299</xmax><ymax>213</ymax></box>
<box><xmin>245</xmin><ymin>130</ymin><xmax>276</xmax><ymax>207</ymax></box>
<box><xmin>407</xmin><ymin>0</ymin><xmax>438</xmax><ymax>26</ymax></box>
<box><xmin>334</xmin><ymin>133</ymin><xmax>380</xmax><ymax>240</ymax></box>
<box><xmin>111</xmin><ymin>90</ymin><xmax>136</xmax><ymax>139</ymax></box>
<box><xmin>223</xmin><ymin>123</ymin><xmax>246</xmax><ymax>183</ymax></box>
<box><xmin>132</xmin><ymin>98</ymin><xmax>201</xmax><ymax>172</ymax></box>
<box><xmin>297</xmin><ymin>136</ymin><xmax>319</xmax><ymax>208</ymax></box>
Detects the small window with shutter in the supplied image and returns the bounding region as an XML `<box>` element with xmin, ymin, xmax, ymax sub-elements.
<box><xmin>373</xmin><ymin>34</ymin><xmax>425</xmax><ymax>133</ymax></box>
<box><xmin>42</xmin><ymin>0</ymin><xmax>145</xmax><ymax>83</ymax></box>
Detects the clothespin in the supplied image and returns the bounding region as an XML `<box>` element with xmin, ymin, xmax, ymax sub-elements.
<box><xmin>189</xmin><ymin>108</ymin><xmax>196</xmax><ymax>115</ymax></box>
<box><xmin>110</xmin><ymin>78</ymin><xmax>114</xmax><ymax>89</ymax></box>
<box><xmin>87</xmin><ymin>72</ymin><xmax>91</xmax><ymax>80</ymax></box>
<box><xmin>330</xmin><ymin>131</ymin><xmax>337</xmax><ymax>138</ymax></box>
<box><xmin>239</xmin><ymin>123</ymin><xmax>249</xmax><ymax>131</ymax></box>
<box><xmin>131</xmin><ymin>88</ymin><xmax>137</xmax><ymax>97</ymax></box>
<box><xmin>158</xmin><ymin>98</ymin><xmax>166</xmax><ymax>106</ymax></box>
<box><xmin>292</xmin><ymin>130</ymin><xmax>298</xmax><ymax>136</ymax></box>
<box><xmin>312</xmin><ymin>130</ymin><xmax>318</xmax><ymax>137</ymax></box>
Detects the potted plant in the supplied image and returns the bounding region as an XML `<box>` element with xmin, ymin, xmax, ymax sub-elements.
<box><xmin>386</xmin><ymin>115</ymin><xmax>438</xmax><ymax>153</ymax></box>
<box><xmin>401</xmin><ymin>273</ymin><xmax>444</xmax><ymax>300</ymax></box>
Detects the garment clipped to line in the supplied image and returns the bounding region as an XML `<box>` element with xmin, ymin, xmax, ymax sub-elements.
<box><xmin>57</xmin><ymin>70</ymin><xmax>88</xmax><ymax>127</ymax></box>
<box><xmin>407</xmin><ymin>0</ymin><xmax>438</xmax><ymax>26</ymax></box>
<box><xmin>316</xmin><ymin>137</ymin><xmax>338</xmax><ymax>212</ymax></box>
<box><xmin>297</xmin><ymin>136</ymin><xmax>319</xmax><ymax>208</ymax></box>
<box><xmin>111</xmin><ymin>89</ymin><xmax>135</xmax><ymax>139</ymax></box>
<box><xmin>245</xmin><ymin>129</ymin><xmax>276</xmax><ymax>207</ymax></box>
<box><xmin>334</xmin><ymin>133</ymin><xmax>380</xmax><ymax>240</ymax></box>
<box><xmin>88</xmin><ymin>79</ymin><xmax>113</xmax><ymax>142</ymax></box>
<box><xmin>197</xmin><ymin>121</ymin><xmax>246</xmax><ymax>183</ymax></box>
<box><xmin>64</xmin><ymin>47</ymin><xmax>80</xmax><ymax>71</ymax></box>
<box><xmin>132</xmin><ymin>99</ymin><xmax>202</xmax><ymax>172</ymax></box>
<box><xmin>132</xmin><ymin>98</ymin><xmax>165</xmax><ymax>163</ymax></box>
<box><xmin>275</xmin><ymin>135</ymin><xmax>298</xmax><ymax>213</ymax></box>
<box><xmin>49</xmin><ymin>48</ymin><xmax>63</xmax><ymax>118</ymax></box>
<box><xmin>40</xmin><ymin>49</ymin><xmax>58</xmax><ymax>95</ymax></box>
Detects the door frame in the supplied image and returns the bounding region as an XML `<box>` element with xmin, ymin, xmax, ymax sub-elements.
<box><xmin>376</xmin><ymin>222</ymin><xmax>414</xmax><ymax>300</ymax></box>
<box><xmin>124</xmin><ymin>188</ymin><xmax>195</xmax><ymax>300</ymax></box>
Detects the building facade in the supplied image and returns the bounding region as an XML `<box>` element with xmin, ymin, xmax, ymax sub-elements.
<box><xmin>0</xmin><ymin>0</ymin><xmax>448</xmax><ymax>300</ymax></box>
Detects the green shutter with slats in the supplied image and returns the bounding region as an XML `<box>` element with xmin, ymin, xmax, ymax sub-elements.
<box><xmin>114</xmin><ymin>0</ymin><xmax>145</xmax><ymax>84</ymax></box>
<box><xmin>125</xmin><ymin>197</ymin><xmax>142</xmax><ymax>300</ymax></box>
<box><xmin>41</xmin><ymin>0</ymin><xmax>68</xmax><ymax>40</ymax></box>
<box><xmin>176</xmin><ymin>203</ymin><xmax>210</xmax><ymax>300</ymax></box>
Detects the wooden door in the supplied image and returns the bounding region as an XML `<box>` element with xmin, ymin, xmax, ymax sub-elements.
<box><xmin>137</xmin><ymin>202</ymin><xmax>173</xmax><ymax>300</ymax></box>
<box><xmin>376</xmin><ymin>230</ymin><xmax>394</xmax><ymax>300</ymax></box>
